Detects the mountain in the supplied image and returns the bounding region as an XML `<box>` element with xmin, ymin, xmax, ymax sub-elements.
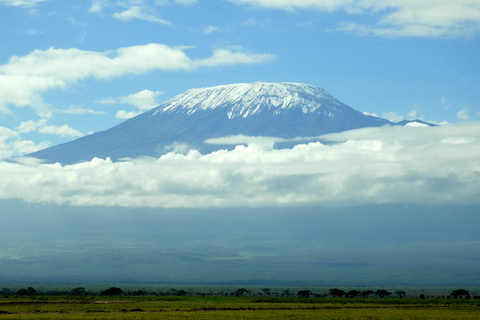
<box><xmin>28</xmin><ymin>82</ymin><xmax>422</xmax><ymax>164</ymax></box>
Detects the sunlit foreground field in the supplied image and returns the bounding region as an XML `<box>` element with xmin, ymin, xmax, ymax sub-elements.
<box><xmin>1</xmin><ymin>296</ymin><xmax>479</xmax><ymax>320</ymax></box>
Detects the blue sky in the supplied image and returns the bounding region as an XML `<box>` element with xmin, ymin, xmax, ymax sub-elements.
<box><xmin>0</xmin><ymin>0</ymin><xmax>479</xmax><ymax>158</ymax></box>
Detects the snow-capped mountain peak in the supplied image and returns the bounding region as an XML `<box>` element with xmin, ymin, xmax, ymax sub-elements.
<box><xmin>28</xmin><ymin>81</ymin><xmax>417</xmax><ymax>164</ymax></box>
<box><xmin>154</xmin><ymin>82</ymin><xmax>344</xmax><ymax>119</ymax></box>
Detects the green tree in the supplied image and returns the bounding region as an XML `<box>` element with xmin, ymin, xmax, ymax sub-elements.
<box><xmin>451</xmin><ymin>289</ymin><xmax>470</xmax><ymax>299</ymax></box>
<box><xmin>297</xmin><ymin>290</ymin><xmax>312</xmax><ymax>298</ymax></box>
<box><xmin>360</xmin><ymin>290</ymin><xmax>374</xmax><ymax>298</ymax></box>
<box><xmin>15</xmin><ymin>287</ymin><xmax>36</xmax><ymax>296</ymax></box>
<box><xmin>235</xmin><ymin>288</ymin><xmax>250</xmax><ymax>297</ymax></box>
<box><xmin>347</xmin><ymin>290</ymin><xmax>360</xmax><ymax>298</ymax></box>
<box><xmin>395</xmin><ymin>290</ymin><xmax>406</xmax><ymax>298</ymax></box>
<box><xmin>375</xmin><ymin>290</ymin><xmax>392</xmax><ymax>298</ymax></box>
<box><xmin>101</xmin><ymin>287</ymin><xmax>123</xmax><ymax>296</ymax></box>
<box><xmin>261</xmin><ymin>288</ymin><xmax>271</xmax><ymax>296</ymax></box>
<box><xmin>176</xmin><ymin>290</ymin><xmax>188</xmax><ymax>296</ymax></box>
<box><xmin>329</xmin><ymin>288</ymin><xmax>346</xmax><ymax>298</ymax></box>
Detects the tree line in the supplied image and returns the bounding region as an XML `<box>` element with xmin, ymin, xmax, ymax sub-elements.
<box><xmin>1</xmin><ymin>286</ymin><xmax>477</xmax><ymax>300</ymax></box>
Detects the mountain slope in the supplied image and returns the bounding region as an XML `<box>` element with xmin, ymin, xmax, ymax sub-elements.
<box><xmin>29</xmin><ymin>82</ymin><xmax>397</xmax><ymax>164</ymax></box>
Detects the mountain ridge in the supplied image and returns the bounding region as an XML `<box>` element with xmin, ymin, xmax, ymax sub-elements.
<box><xmin>28</xmin><ymin>82</ymin><xmax>428</xmax><ymax>164</ymax></box>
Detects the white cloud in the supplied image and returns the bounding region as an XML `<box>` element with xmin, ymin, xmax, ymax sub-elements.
<box><xmin>363</xmin><ymin>111</ymin><xmax>378</xmax><ymax>117</ymax></box>
<box><xmin>97</xmin><ymin>89</ymin><xmax>164</xmax><ymax>119</ymax></box>
<box><xmin>225</xmin><ymin>0</ymin><xmax>351</xmax><ymax>11</ymax></box>
<box><xmin>2</xmin><ymin>122</ymin><xmax>480</xmax><ymax>208</ymax></box>
<box><xmin>0</xmin><ymin>44</ymin><xmax>275</xmax><ymax>113</ymax></box>
<box><xmin>24</xmin><ymin>29</ymin><xmax>43</xmax><ymax>35</ymax></box>
<box><xmin>16</xmin><ymin>119</ymin><xmax>45</xmax><ymax>133</ymax></box>
<box><xmin>38</xmin><ymin>124</ymin><xmax>84</xmax><ymax>137</ymax></box>
<box><xmin>205</xmin><ymin>134</ymin><xmax>287</xmax><ymax>146</ymax></box>
<box><xmin>0</xmin><ymin>126</ymin><xmax>18</xmax><ymax>141</ymax></box>
<box><xmin>173</xmin><ymin>0</ymin><xmax>197</xmax><ymax>5</ymax></box>
<box><xmin>113</xmin><ymin>5</ymin><xmax>173</xmax><ymax>26</ymax></box>
<box><xmin>56</xmin><ymin>106</ymin><xmax>107</xmax><ymax>115</ymax></box>
<box><xmin>16</xmin><ymin>119</ymin><xmax>84</xmax><ymax>137</ymax></box>
<box><xmin>203</xmin><ymin>26</ymin><xmax>219</xmax><ymax>34</ymax></box>
<box><xmin>457</xmin><ymin>107</ymin><xmax>471</xmax><ymax>121</ymax></box>
<box><xmin>115</xmin><ymin>110</ymin><xmax>143</xmax><ymax>119</ymax></box>
<box><xmin>0</xmin><ymin>125</ymin><xmax>51</xmax><ymax>159</ymax></box>
<box><xmin>0</xmin><ymin>0</ymin><xmax>45</xmax><ymax>7</ymax></box>
<box><xmin>226</xmin><ymin>0</ymin><xmax>480</xmax><ymax>38</ymax></box>
<box><xmin>97</xmin><ymin>89</ymin><xmax>163</xmax><ymax>111</ymax></box>
<box><xmin>193</xmin><ymin>48</ymin><xmax>275</xmax><ymax>68</ymax></box>
<box><xmin>89</xmin><ymin>0</ymin><xmax>107</xmax><ymax>13</ymax></box>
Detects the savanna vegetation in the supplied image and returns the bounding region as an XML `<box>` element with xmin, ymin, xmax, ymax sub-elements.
<box><xmin>1</xmin><ymin>286</ymin><xmax>479</xmax><ymax>319</ymax></box>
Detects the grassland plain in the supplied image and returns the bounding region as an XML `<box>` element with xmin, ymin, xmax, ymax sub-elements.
<box><xmin>0</xmin><ymin>295</ymin><xmax>479</xmax><ymax>320</ymax></box>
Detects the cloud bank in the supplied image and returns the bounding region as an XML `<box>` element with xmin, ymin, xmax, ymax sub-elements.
<box><xmin>1</xmin><ymin>122</ymin><xmax>479</xmax><ymax>208</ymax></box>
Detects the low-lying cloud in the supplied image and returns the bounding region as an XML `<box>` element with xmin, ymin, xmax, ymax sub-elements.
<box><xmin>1</xmin><ymin>122</ymin><xmax>479</xmax><ymax>208</ymax></box>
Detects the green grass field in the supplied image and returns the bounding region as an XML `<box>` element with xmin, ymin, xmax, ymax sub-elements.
<box><xmin>1</xmin><ymin>295</ymin><xmax>479</xmax><ymax>319</ymax></box>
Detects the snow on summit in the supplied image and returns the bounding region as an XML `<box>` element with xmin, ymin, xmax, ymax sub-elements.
<box><xmin>155</xmin><ymin>82</ymin><xmax>344</xmax><ymax>118</ymax></box>
<box><xmin>28</xmin><ymin>81</ymin><xmax>403</xmax><ymax>164</ymax></box>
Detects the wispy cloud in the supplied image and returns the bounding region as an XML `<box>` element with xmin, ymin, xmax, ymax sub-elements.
<box><xmin>113</xmin><ymin>5</ymin><xmax>173</xmax><ymax>26</ymax></box>
<box><xmin>23</xmin><ymin>29</ymin><xmax>43</xmax><ymax>35</ymax></box>
<box><xmin>96</xmin><ymin>90</ymin><xmax>163</xmax><ymax>110</ymax></box>
<box><xmin>203</xmin><ymin>26</ymin><xmax>219</xmax><ymax>34</ymax></box>
<box><xmin>173</xmin><ymin>0</ymin><xmax>197</xmax><ymax>5</ymax></box>
<box><xmin>0</xmin><ymin>44</ymin><xmax>275</xmax><ymax>114</ymax></box>
<box><xmin>16</xmin><ymin>119</ymin><xmax>84</xmax><ymax>137</ymax></box>
<box><xmin>0</xmin><ymin>0</ymin><xmax>46</xmax><ymax>8</ymax></box>
<box><xmin>226</xmin><ymin>0</ymin><xmax>480</xmax><ymax>38</ymax></box>
<box><xmin>96</xmin><ymin>89</ymin><xmax>163</xmax><ymax>119</ymax></box>
<box><xmin>457</xmin><ymin>107</ymin><xmax>471</xmax><ymax>121</ymax></box>
<box><xmin>56</xmin><ymin>106</ymin><xmax>106</xmax><ymax>116</ymax></box>
<box><xmin>225</xmin><ymin>0</ymin><xmax>350</xmax><ymax>11</ymax></box>
<box><xmin>89</xmin><ymin>0</ymin><xmax>107</xmax><ymax>13</ymax></box>
<box><xmin>115</xmin><ymin>110</ymin><xmax>143</xmax><ymax>119</ymax></box>
<box><xmin>193</xmin><ymin>48</ymin><xmax>275</xmax><ymax>68</ymax></box>
<box><xmin>2</xmin><ymin>122</ymin><xmax>480</xmax><ymax>208</ymax></box>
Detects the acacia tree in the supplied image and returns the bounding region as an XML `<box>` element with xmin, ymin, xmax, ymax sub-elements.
<box><xmin>329</xmin><ymin>288</ymin><xmax>346</xmax><ymax>298</ymax></box>
<box><xmin>347</xmin><ymin>290</ymin><xmax>360</xmax><ymax>298</ymax></box>
<box><xmin>101</xmin><ymin>287</ymin><xmax>123</xmax><ymax>296</ymax></box>
<box><xmin>235</xmin><ymin>288</ymin><xmax>250</xmax><ymax>297</ymax></box>
<box><xmin>297</xmin><ymin>290</ymin><xmax>312</xmax><ymax>298</ymax></box>
<box><xmin>375</xmin><ymin>290</ymin><xmax>392</xmax><ymax>298</ymax></box>
<box><xmin>451</xmin><ymin>289</ymin><xmax>470</xmax><ymax>299</ymax></box>
<box><xmin>360</xmin><ymin>290</ymin><xmax>374</xmax><ymax>298</ymax></box>
<box><xmin>261</xmin><ymin>288</ymin><xmax>271</xmax><ymax>296</ymax></box>
<box><xmin>16</xmin><ymin>287</ymin><xmax>36</xmax><ymax>296</ymax></box>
